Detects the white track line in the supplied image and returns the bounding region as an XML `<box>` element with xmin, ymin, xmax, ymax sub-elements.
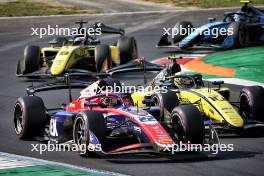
<box><xmin>0</xmin><ymin>152</ymin><xmax>128</xmax><ymax>176</ymax></box>
<box><xmin>0</xmin><ymin>156</ymin><xmax>40</xmax><ymax>170</ymax></box>
<box><xmin>206</xmin><ymin>78</ymin><xmax>264</xmax><ymax>87</ymax></box>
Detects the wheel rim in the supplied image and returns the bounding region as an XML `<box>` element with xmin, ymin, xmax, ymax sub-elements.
<box><xmin>152</xmin><ymin>96</ymin><xmax>160</xmax><ymax>106</ymax></box>
<box><xmin>14</xmin><ymin>104</ymin><xmax>23</xmax><ymax>135</ymax></box>
<box><xmin>240</xmin><ymin>94</ymin><xmax>251</xmax><ymax>119</ymax></box>
<box><xmin>171</xmin><ymin>113</ymin><xmax>185</xmax><ymax>141</ymax></box>
<box><xmin>74</xmin><ymin>118</ymin><xmax>85</xmax><ymax>146</ymax></box>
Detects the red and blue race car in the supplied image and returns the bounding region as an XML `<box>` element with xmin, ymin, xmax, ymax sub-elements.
<box><xmin>14</xmin><ymin>76</ymin><xmax>219</xmax><ymax>157</ymax></box>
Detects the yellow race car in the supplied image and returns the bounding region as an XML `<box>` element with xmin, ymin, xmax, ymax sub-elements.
<box><xmin>16</xmin><ymin>21</ymin><xmax>138</xmax><ymax>78</ymax></box>
<box><xmin>132</xmin><ymin>67</ymin><xmax>264</xmax><ymax>134</ymax></box>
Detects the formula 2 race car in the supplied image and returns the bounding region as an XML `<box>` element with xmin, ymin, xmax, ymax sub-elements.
<box><xmin>157</xmin><ymin>1</ymin><xmax>264</xmax><ymax>50</ymax></box>
<box><xmin>16</xmin><ymin>21</ymin><xmax>139</xmax><ymax>78</ymax></box>
<box><xmin>132</xmin><ymin>63</ymin><xmax>264</xmax><ymax>134</ymax></box>
<box><xmin>14</xmin><ymin>76</ymin><xmax>219</xmax><ymax>157</ymax></box>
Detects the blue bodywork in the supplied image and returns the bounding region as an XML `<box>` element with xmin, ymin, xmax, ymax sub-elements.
<box><xmin>49</xmin><ymin>108</ymin><xmax>152</xmax><ymax>148</ymax></box>
<box><xmin>158</xmin><ymin>4</ymin><xmax>264</xmax><ymax>49</ymax></box>
<box><xmin>179</xmin><ymin>22</ymin><xmax>232</xmax><ymax>49</ymax></box>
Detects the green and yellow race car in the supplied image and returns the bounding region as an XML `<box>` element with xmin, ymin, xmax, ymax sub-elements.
<box><xmin>132</xmin><ymin>64</ymin><xmax>264</xmax><ymax>134</ymax></box>
<box><xmin>16</xmin><ymin>21</ymin><xmax>138</xmax><ymax>78</ymax></box>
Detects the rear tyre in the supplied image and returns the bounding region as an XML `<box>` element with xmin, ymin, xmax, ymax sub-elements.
<box><xmin>95</xmin><ymin>45</ymin><xmax>111</xmax><ymax>72</ymax></box>
<box><xmin>172</xmin><ymin>21</ymin><xmax>193</xmax><ymax>43</ymax></box>
<box><xmin>227</xmin><ymin>22</ymin><xmax>248</xmax><ymax>49</ymax></box>
<box><xmin>171</xmin><ymin>105</ymin><xmax>205</xmax><ymax>144</ymax></box>
<box><xmin>73</xmin><ymin>111</ymin><xmax>106</xmax><ymax>157</ymax></box>
<box><xmin>117</xmin><ymin>36</ymin><xmax>138</xmax><ymax>65</ymax></box>
<box><xmin>151</xmin><ymin>91</ymin><xmax>179</xmax><ymax>122</ymax></box>
<box><xmin>239</xmin><ymin>86</ymin><xmax>264</xmax><ymax>121</ymax></box>
<box><xmin>20</xmin><ymin>45</ymin><xmax>41</xmax><ymax>74</ymax></box>
<box><xmin>14</xmin><ymin>96</ymin><xmax>46</xmax><ymax>139</ymax></box>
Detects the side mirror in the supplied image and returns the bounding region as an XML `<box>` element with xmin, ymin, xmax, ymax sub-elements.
<box><xmin>142</xmin><ymin>98</ymin><xmax>155</xmax><ymax>105</ymax></box>
<box><xmin>212</xmin><ymin>80</ymin><xmax>224</xmax><ymax>90</ymax></box>
<box><xmin>212</xmin><ymin>80</ymin><xmax>224</xmax><ymax>85</ymax></box>
<box><xmin>208</xmin><ymin>17</ymin><xmax>216</xmax><ymax>23</ymax></box>
<box><xmin>142</xmin><ymin>95</ymin><xmax>155</xmax><ymax>106</ymax></box>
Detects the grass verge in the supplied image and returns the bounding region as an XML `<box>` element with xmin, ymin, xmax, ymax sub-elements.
<box><xmin>141</xmin><ymin>0</ymin><xmax>264</xmax><ymax>8</ymax></box>
<box><xmin>0</xmin><ymin>0</ymin><xmax>97</xmax><ymax>17</ymax></box>
<box><xmin>204</xmin><ymin>46</ymin><xmax>264</xmax><ymax>83</ymax></box>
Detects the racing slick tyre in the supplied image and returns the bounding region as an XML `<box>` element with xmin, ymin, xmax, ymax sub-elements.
<box><xmin>239</xmin><ymin>86</ymin><xmax>264</xmax><ymax>121</ymax></box>
<box><xmin>95</xmin><ymin>44</ymin><xmax>111</xmax><ymax>72</ymax></box>
<box><xmin>117</xmin><ymin>36</ymin><xmax>138</xmax><ymax>65</ymax></box>
<box><xmin>172</xmin><ymin>21</ymin><xmax>193</xmax><ymax>44</ymax></box>
<box><xmin>73</xmin><ymin>110</ymin><xmax>106</xmax><ymax>157</ymax></box>
<box><xmin>14</xmin><ymin>96</ymin><xmax>46</xmax><ymax>139</ymax></box>
<box><xmin>20</xmin><ymin>45</ymin><xmax>41</xmax><ymax>74</ymax></box>
<box><xmin>227</xmin><ymin>22</ymin><xmax>248</xmax><ymax>49</ymax></box>
<box><xmin>171</xmin><ymin>105</ymin><xmax>205</xmax><ymax>144</ymax></box>
<box><xmin>151</xmin><ymin>91</ymin><xmax>179</xmax><ymax>123</ymax></box>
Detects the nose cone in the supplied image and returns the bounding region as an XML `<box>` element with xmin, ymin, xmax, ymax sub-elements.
<box><xmin>50</xmin><ymin>59</ymin><xmax>65</xmax><ymax>75</ymax></box>
<box><xmin>225</xmin><ymin>113</ymin><xmax>244</xmax><ymax>128</ymax></box>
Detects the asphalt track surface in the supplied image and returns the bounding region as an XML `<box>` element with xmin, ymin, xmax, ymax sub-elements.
<box><xmin>0</xmin><ymin>9</ymin><xmax>264</xmax><ymax>176</ymax></box>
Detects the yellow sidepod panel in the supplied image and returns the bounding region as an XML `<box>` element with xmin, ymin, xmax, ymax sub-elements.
<box><xmin>179</xmin><ymin>88</ymin><xmax>244</xmax><ymax>128</ymax></box>
<box><xmin>110</xmin><ymin>46</ymin><xmax>120</xmax><ymax>66</ymax></box>
<box><xmin>50</xmin><ymin>46</ymin><xmax>85</xmax><ymax>75</ymax></box>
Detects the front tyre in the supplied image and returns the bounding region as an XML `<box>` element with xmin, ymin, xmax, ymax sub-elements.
<box><xmin>20</xmin><ymin>45</ymin><xmax>41</xmax><ymax>74</ymax></box>
<box><xmin>73</xmin><ymin>111</ymin><xmax>106</xmax><ymax>157</ymax></box>
<box><xmin>171</xmin><ymin>105</ymin><xmax>205</xmax><ymax>144</ymax></box>
<box><xmin>227</xmin><ymin>22</ymin><xmax>248</xmax><ymax>49</ymax></box>
<box><xmin>239</xmin><ymin>86</ymin><xmax>264</xmax><ymax>121</ymax></box>
<box><xmin>151</xmin><ymin>91</ymin><xmax>179</xmax><ymax>123</ymax></box>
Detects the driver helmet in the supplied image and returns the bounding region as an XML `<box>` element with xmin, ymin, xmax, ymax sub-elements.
<box><xmin>174</xmin><ymin>72</ymin><xmax>194</xmax><ymax>88</ymax></box>
<box><xmin>234</xmin><ymin>11</ymin><xmax>247</xmax><ymax>22</ymax></box>
<box><xmin>73</xmin><ymin>36</ymin><xmax>86</xmax><ymax>45</ymax></box>
<box><xmin>173</xmin><ymin>71</ymin><xmax>185</xmax><ymax>87</ymax></box>
<box><xmin>100</xmin><ymin>96</ymin><xmax>120</xmax><ymax>107</ymax></box>
<box><xmin>179</xmin><ymin>77</ymin><xmax>193</xmax><ymax>87</ymax></box>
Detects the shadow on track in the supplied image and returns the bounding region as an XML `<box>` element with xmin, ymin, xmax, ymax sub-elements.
<box><xmin>104</xmin><ymin>150</ymin><xmax>259</xmax><ymax>164</ymax></box>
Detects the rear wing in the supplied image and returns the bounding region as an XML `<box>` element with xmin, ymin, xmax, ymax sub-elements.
<box><xmin>25</xmin><ymin>58</ymin><xmax>164</xmax><ymax>101</ymax></box>
<box><xmin>17</xmin><ymin>58</ymin><xmax>165</xmax><ymax>81</ymax></box>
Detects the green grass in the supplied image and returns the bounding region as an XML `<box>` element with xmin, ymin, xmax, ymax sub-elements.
<box><xmin>0</xmin><ymin>165</ymin><xmax>108</xmax><ymax>176</ymax></box>
<box><xmin>142</xmin><ymin>0</ymin><xmax>264</xmax><ymax>8</ymax></box>
<box><xmin>204</xmin><ymin>46</ymin><xmax>264</xmax><ymax>83</ymax></box>
<box><xmin>0</xmin><ymin>0</ymin><xmax>97</xmax><ymax>17</ymax></box>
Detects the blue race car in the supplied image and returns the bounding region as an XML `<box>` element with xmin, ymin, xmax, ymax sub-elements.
<box><xmin>157</xmin><ymin>1</ymin><xmax>264</xmax><ymax>50</ymax></box>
